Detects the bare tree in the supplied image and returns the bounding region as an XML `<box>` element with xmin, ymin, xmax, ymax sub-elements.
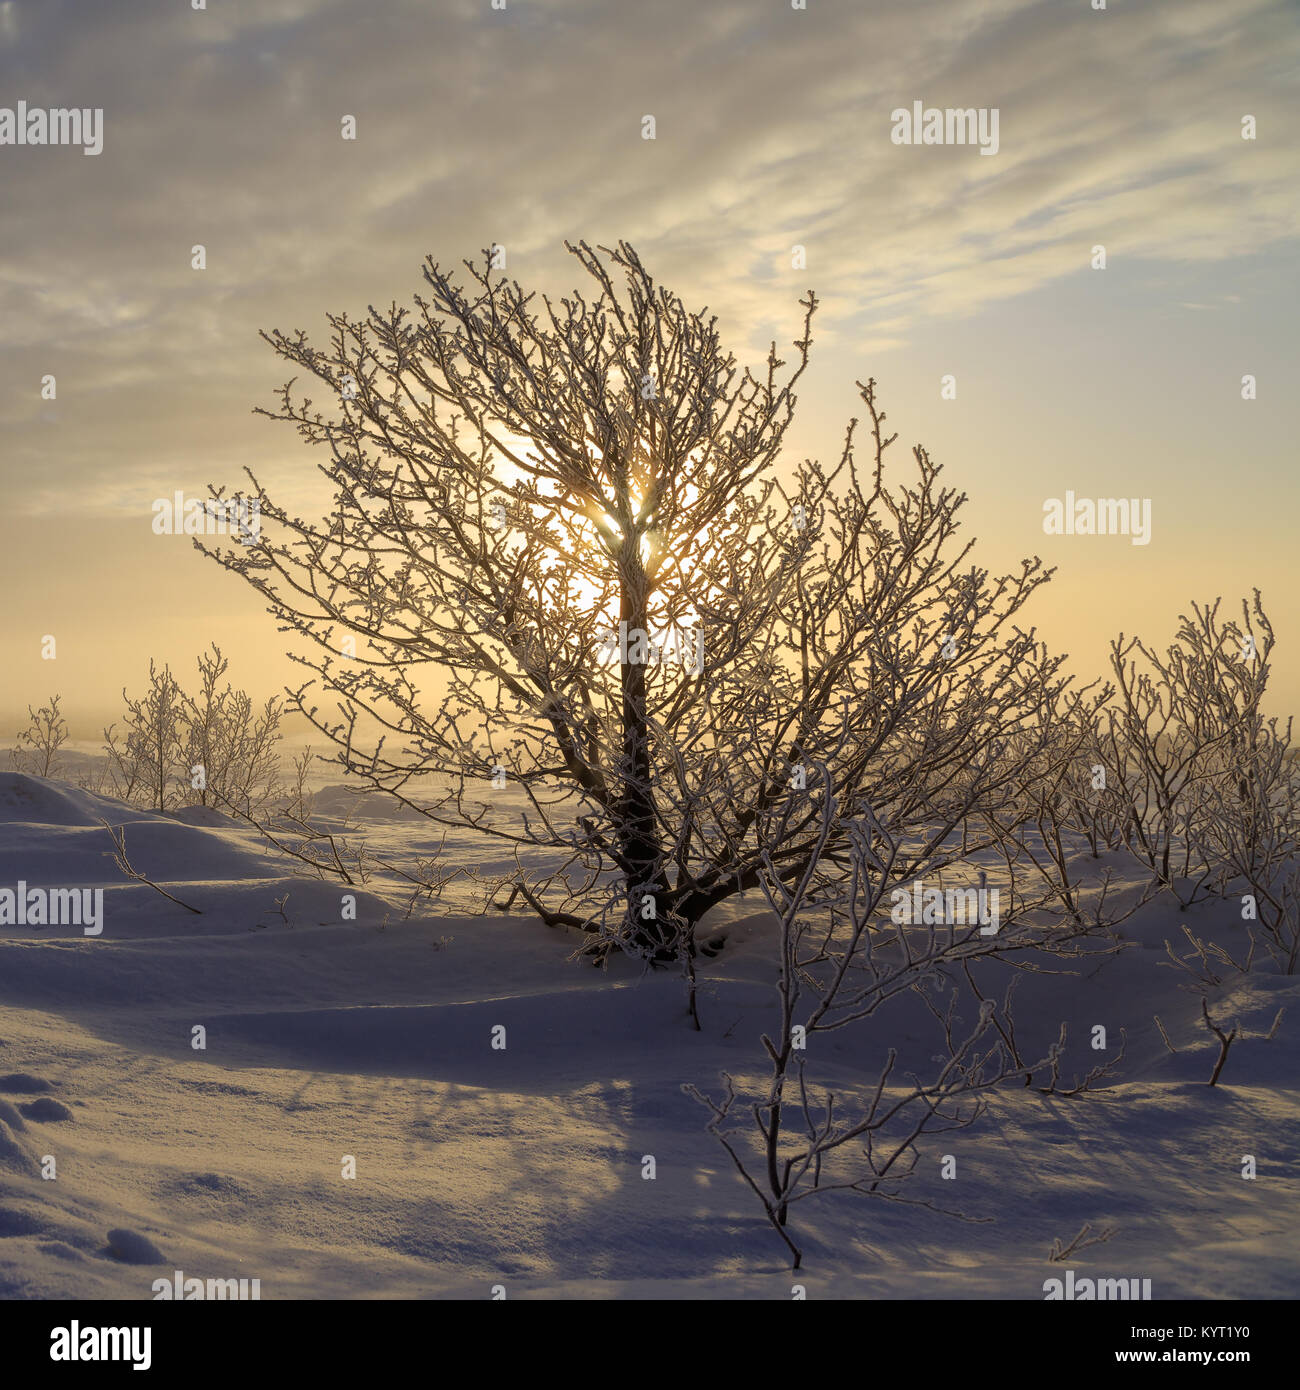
<box><xmin>1189</xmin><ymin>600</ymin><xmax>1299</xmax><ymax>973</ymax></box>
<box><xmin>103</xmin><ymin>661</ymin><xmax>186</xmax><ymax>812</ymax></box>
<box><xmin>978</xmin><ymin>683</ymin><xmax>1147</xmax><ymax>929</ymax></box>
<box><xmin>1099</xmin><ymin>596</ymin><xmax>1278</xmax><ymax>908</ymax></box>
<box><xmin>1201</xmin><ymin>770</ymin><xmax>1300</xmax><ymax>974</ymax></box>
<box><xmin>199</xmin><ymin>241</ymin><xmax>1068</xmax><ymax>981</ymax></box>
<box><xmin>12</xmin><ymin>694</ymin><xmax>68</xmax><ymax>778</ymax></box>
<box><xmin>180</xmin><ymin>643</ymin><xmax>284</xmax><ymax>815</ymax></box>
<box><xmin>684</xmin><ymin>772</ymin><xmax>1097</xmax><ymax>1268</ymax></box>
<box><xmin>100</xmin><ymin>651</ymin><xmax>284</xmax><ymax>818</ymax></box>
<box><xmin>1062</xmin><ymin>693</ymin><xmax>1126</xmax><ymax>858</ymax></box>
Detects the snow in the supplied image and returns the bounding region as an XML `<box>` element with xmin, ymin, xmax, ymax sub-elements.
<box><xmin>0</xmin><ymin>770</ymin><xmax>1296</xmax><ymax>1299</ymax></box>
<box><xmin>104</xmin><ymin>1229</ymin><xmax>167</xmax><ymax>1266</ymax></box>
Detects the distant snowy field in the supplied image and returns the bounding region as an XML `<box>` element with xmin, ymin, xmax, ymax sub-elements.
<box><xmin>0</xmin><ymin>770</ymin><xmax>1296</xmax><ymax>1299</ymax></box>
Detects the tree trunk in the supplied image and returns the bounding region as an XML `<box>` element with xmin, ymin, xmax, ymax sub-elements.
<box><xmin>616</xmin><ymin>554</ymin><xmax>670</xmax><ymax>957</ymax></box>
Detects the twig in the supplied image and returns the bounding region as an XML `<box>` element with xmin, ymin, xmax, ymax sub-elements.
<box><xmin>1049</xmin><ymin>1222</ymin><xmax>1115</xmax><ymax>1262</ymax></box>
<box><xmin>1200</xmin><ymin>997</ymin><xmax>1237</xmax><ymax>1086</ymax></box>
<box><xmin>100</xmin><ymin>820</ymin><xmax>202</xmax><ymax>914</ymax></box>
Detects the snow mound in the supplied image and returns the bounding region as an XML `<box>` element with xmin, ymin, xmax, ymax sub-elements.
<box><xmin>105</xmin><ymin>1228</ymin><xmax>166</xmax><ymax>1265</ymax></box>
<box><xmin>167</xmin><ymin>805</ymin><xmax>245</xmax><ymax>829</ymax></box>
<box><xmin>0</xmin><ymin>772</ymin><xmax>396</xmax><ymax>939</ymax></box>
<box><xmin>20</xmin><ymin>1098</ymin><xmax>72</xmax><ymax>1123</ymax></box>
<box><xmin>0</xmin><ymin>773</ymin><xmax>162</xmax><ymax>829</ymax></box>
<box><xmin>0</xmin><ymin>1073</ymin><xmax>54</xmax><ymax>1094</ymax></box>
<box><xmin>0</xmin><ymin>1116</ymin><xmax>38</xmax><ymax>1176</ymax></box>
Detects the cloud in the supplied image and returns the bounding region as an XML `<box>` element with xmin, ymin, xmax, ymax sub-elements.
<box><xmin>0</xmin><ymin>0</ymin><xmax>1295</xmax><ymax>518</ymax></box>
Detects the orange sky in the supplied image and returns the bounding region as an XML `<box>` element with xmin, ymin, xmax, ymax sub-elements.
<box><xmin>2</xmin><ymin>0</ymin><xmax>1298</xmax><ymax>737</ymax></box>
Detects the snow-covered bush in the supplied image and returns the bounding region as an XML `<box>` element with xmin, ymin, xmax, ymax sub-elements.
<box><xmin>1095</xmin><ymin>595</ymin><xmax>1281</xmax><ymax>910</ymax></box>
<box><xmin>102</xmin><ymin>646</ymin><xmax>283</xmax><ymax>815</ymax></box>
<box><xmin>684</xmin><ymin>770</ymin><xmax>1107</xmax><ymax>1268</ymax></box>
<box><xmin>11</xmin><ymin>694</ymin><xmax>68</xmax><ymax>778</ymax></box>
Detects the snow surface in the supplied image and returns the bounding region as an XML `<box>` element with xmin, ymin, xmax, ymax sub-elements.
<box><xmin>0</xmin><ymin>772</ymin><xmax>1296</xmax><ymax>1299</ymax></box>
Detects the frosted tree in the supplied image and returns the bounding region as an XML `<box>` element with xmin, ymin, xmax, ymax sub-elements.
<box><xmin>102</xmin><ymin>652</ymin><xmax>283</xmax><ymax>815</ymax></box>
<box><xmin>12</xmin><ymin>694</ymin><xmax>68</xmax><ymax>778</ymax></box>
<box><xmin>201</xmin><ymin>241</ymin><xmax>1068</xmax><ymax>978</ymax></box>
<box><xmin>104</xmin><ymin>660</ymin><xmax>185</xmax><ymax>812</ymax></box>
<box><xmin>180</xmin><ymin>643</ymin><xmax>284</xmax><ymax>815</ymax></box>
<box><xmin>1100</xmin><ymin>594</ymin><xmax>1281</xmax><ymax>908</ymax></box>
<box><xmin>1186</xmin><ymin>595</ymin><xmax>1299</xmax><ymax>971</ymax></box>
<box><xmin>684</xmin><ymin>773</ymin><xmax>1110</xmax><ymax>1268</ymax></box>
<box><xmin>977</xmin><ymin>683</ymin><xmax>1146</xmax><ymax>929</ymax></box>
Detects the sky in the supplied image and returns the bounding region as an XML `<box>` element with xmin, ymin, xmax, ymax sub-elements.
<box><xmin>1</xmin><ymin>0</ymin><xmax>1298</xmax><ymax>736</ymax></box>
